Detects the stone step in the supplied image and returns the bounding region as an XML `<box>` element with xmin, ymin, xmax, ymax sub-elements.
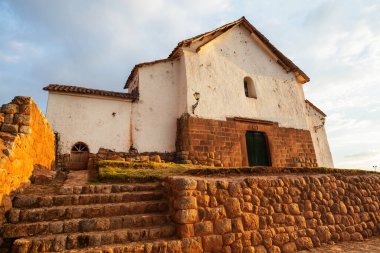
<box><xmin>12</xmin><ymin>191</ymin><xmax>164</xmax><ymax>209</ymax></box>
<box><xmin>11</xmin><ymin>225</ymin><xmax>176</xmax><ymax>252</ymax></box>
<box><xmin>8</xmin><ymin>200</ymin><xmax>168</xmax><ymax>223</ymax></box>
<box><xmin>3</xmin><ymin>213</ymin><xmax>171</xmax><ymax>238</ymax></box>
<box><xmin>65</xmin><ymin>239</ymin><xmax>183</xmax><ymax>253</ymax></box>
<box><xmin>58</xmin><ymin>182</ymin><xmax>163</xmax><ymax>195</ymax></box>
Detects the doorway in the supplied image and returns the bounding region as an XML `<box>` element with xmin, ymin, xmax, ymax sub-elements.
<box><xmin>245</xmin><ymin>131</ymin><xmax>270</xmax><ymax>166</ymax></box>
<box><xmin>69</xmin><ymin>142</ymin><xmax>89</xmax><ymax>170</ymax></box>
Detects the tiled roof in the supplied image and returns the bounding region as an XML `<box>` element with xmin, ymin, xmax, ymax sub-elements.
<box><xmin>125</xmin><ymin>16</ymin><xmax>310</xmax><ymax>88</ymax></box>
<box><xmin>305</xmin><ymin>99</ymin><xmax>327</xmax><ymax>117</ymax></box>
<box><xmin>43</xmin><ymin>84</ymin><xmax>138</xmax><ymax>100</ymax></box>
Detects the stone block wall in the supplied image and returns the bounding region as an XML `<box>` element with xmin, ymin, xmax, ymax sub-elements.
<box><xmin>0</xmin><ymin>96</ymin><xmax>55</xmax><ymax>206</ymax></box>
<box><xmin>176</xmin><ymin>115</ymin><xmax>317</xmax><ymax>167</ymax></box>
<box><xmin>166</xmin><ymin>174</ymin><xmax>380</xmax><ymax>252</ymax></box>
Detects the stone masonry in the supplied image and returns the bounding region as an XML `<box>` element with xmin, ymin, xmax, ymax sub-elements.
<box><xmin>176</xmin><ymin>115</ymin><xmax>317</xmax><ymax>167</ymax></box>
<box><xmin>166</xmin><ymin>174</ymin><xmax>380</xmax><ymax>253</ymax></box>
<box><xmin>0</xmin><ymin>96</ymin><xmax>55</xmax><ymax>207</ymax></box>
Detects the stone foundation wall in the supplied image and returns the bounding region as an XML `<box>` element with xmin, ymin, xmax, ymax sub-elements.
<box><xmin>176</xmin><ymin>115</ymin><xmax>317</xmax><ymax>167</ymax></box>
<box><xmin>0</xmin><ymin>96</ymin><xmax>55</xmax><ymax>206</ymax></box>
<box><xmin>166</xmin><ymin>174</ymin><xmax>380</xmax><ymax>252</ymax></box>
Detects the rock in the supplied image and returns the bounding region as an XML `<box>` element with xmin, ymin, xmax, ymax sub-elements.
<box><xmin>194</xmin><ymin>221</ymin><xmax>213</xmax><ymax>236</ymax></box>
<box><xmin>1</xmin><ymin>104</ymin><xmax>19</xmax><ymax>114</ymax></box>
<box><xmin>202</xmin><ymin>235</ymin><xmax>223</xmax><ymax>253</ymax></box>
<box><xmin>225</xmin><ymin>198</ymin><xmax>242</xmax><ymax>218</ymax></box>
<box><xmin>268</xmin><ymin>245</ymin><xmax>281</xmax><ymax>253</ymax></box>
<box><xmin>182</xmin><ymin>237</ymin><xmax>203</xmax><ymax>253</ymax></box>
<box><xmin>174</xmin><ymin>196</ymin><xmax>197</xmax><ymax>210</ymax></box>
<box><xmin>12</xmin><ymin>96</ymin><xmax>31</xmax><ymax>105</ymax></box>
<box><xmin>177</xmin><ymin>224</ymin><xmax>194</xmax><ymax>238</ymax></box>
<box><xmin>242</xmin><ymin>213</ymin><xmax>259</xmax><ymax>230</ymax></box>
<box><xmin>231</xmin><ymin>240</ymin><xmax>243</xmax><ymax>253</ymax></box>
<box><xmin>173</xmin><ymin>178</ymin><xmax>197</xmax><ymax>191</ymax></box>
<box><xmin>232</xmin><ymin>217</ymin><xmax>244</xmax><ymax>233</ymax></box>
<box><xmin>228</xmin><ymin>183</ymin><xmax>243</xmax><ymax>197</ymax></box>
<box><xmin>1</xmin><ymin>123</ymin><xmax>18</xmax><ymax>133</ymax></box>
<box><xmin>282</xmin><ymin>242</ymin><xmax>297</xmax><ymax>253</ymax></box>
<box><xmin>326</xmin><ymin>212</ymin><xmax>335</xmax><ymax>225</ymax></box>
<box><xmin>251</xmin><ymin>231</ymin><xmax>263</xmax><ymax>246</ymax></box>
<box><xmin>19</xmin><ymin>125</ymin><xmax>31</xmax><ymax>134</ymax></box>
<box><xmin>255</xmin><ymin>245</ymin><xmax>268</xmax><ymax>253</ymax></box>
<box><xmin>214</xmin><ymin>218</ymin><xmax>232</xmax><ymax>234</ymax></box>
<box><xmin>289</xmin><ymin>203</ymin><xmax>300</xmax><ymax>215</ymax></box>
<box><xmin>316</xmin><ymin>226</ymin><xmax>331</xmax><ymax>243</ymax></box>
<box><xmin>243</xmin><ymin>246</ymin><xmax>255</xmax><ymax>253</ymax></box>
<box><xmin>175</xmin><ymin>209</ymin><xmax>198</xmax><ymax>224</ymax></box>
<box><xmin>295</xmin><ymin>216</ymin><xmax>306</xmax><ymax>228</ymax></box>
<box><xmin>13</xmin><ymin>114</ymin><xmax>30</xmax><ymax>125</ymax></box>
<box><xmin>273</xmin><ymin>213</ymin><xmax>285</xmax><ymax>223</ymax></box>
<box><xmin>351</xmin><ymin>232</ymin><xmax>364</xmax><ymax>241</ymax></box>
<box><xmin>205</xmin><ymin>206</ymin><xmax>226</xmax><ymax>220</ymax></box>
<box><xmin>296</xmin><ymin>237</ymin><xmax>313</xmax><ymax>250</ymax></box>
<box><xmin>339</xmin><ymin>201</ymin><xmax>348</xmax><ymax>214</ymax></box>
<box><xmin>223</xmin><ymin>233</ymin><xmax>235</xmax><ymax>245</ymax></box>
<box><xmin>273</xmin><ymin>233</ymin><xmax>290</xmax><ymax>246</ymax></box>
<box><xmin>197</xmin><ymin>195</ymin><xmax>210</xmax><ymax>207</ymax></box>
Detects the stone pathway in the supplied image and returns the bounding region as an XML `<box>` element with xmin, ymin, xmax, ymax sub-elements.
<box><xmin>63</xmin><ymin>170</ymin><xmax>88</xmax><ymax>186</ymax></box>
<box><xmin>301</xmin><ymin>236</ymin><xmax>380</xmax><ymax>252</ymax></box>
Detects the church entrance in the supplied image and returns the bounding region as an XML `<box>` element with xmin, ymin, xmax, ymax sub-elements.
<box><xmin>245</xmin><ymin>131</ymin><xmax>270</xmax><ymax>166</ymax></box>
<box><xmin>69</xmin><ymin>142</ymin><xmax>89</xmax><ymax>170</ymax></box>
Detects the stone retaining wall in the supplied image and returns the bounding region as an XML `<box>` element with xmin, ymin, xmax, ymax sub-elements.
<box><xmin>0</xmin><ymin>96</ymin><xmax>55</xmax><ymax>206</ymax></box>
<box><xmin>166</xmin><ymin>174</ymin><xmax>380</xmax><ymax>252</ymax></box>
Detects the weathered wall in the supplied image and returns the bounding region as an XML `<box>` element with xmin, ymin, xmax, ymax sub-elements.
<box><xmin>183</xmin><ymin>25</ymin><xmax>308</xmax><ymax>130</ymax></box>
<box><xmin>46</xmin><ymin>93</ymin><xmax>132</xmax><ymax>154</ymax></box>
<box><xmin>167</xmin><ymin>174</ymin><xmax>380</xmax><ymax>252</ymax></box>
<box><xmin>306</xmin><ymin>104</ymin><xmax>334</xmax><ymax>168</ymax></box>
<box><xmin>133</xmin><ymin>58</ymin><xmax>184</xmax><ymax>152</ymax></box>
<box><xmin>176</xmin><ymin>115</ymin><xmax>317</xmax><ymax>167</ymax></box>
<box><xmin>0</xmin><ymin>96</ymin><xmax>55</xmax><ymax>205</ymax></box>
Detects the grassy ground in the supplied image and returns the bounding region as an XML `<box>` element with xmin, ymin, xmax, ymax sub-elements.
<box><xmin>97</xmin><ymin>160</ymin><xmax>206</xmax><ymax>182</ymax></box>
<box><xmin>97</xmin><ymin>160</ymin><xmax>378</xmax><ymax>182</ymax></box>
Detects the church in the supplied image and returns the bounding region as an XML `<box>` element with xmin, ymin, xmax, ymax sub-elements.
<box><xmin>43</xmin><ymin>17</ymin><xmax>334</xmax><ymax>168</ymax></box>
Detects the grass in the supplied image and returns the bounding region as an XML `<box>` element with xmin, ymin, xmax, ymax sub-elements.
<box><xmin>97</xmin><ymin>160</ymin><xmax>378</xmax><ymax>182</ymax></box>
<box><xmin>97</xmin><ymin>160</ymin><xmax>205</xmax><ymax>182</ymax></box>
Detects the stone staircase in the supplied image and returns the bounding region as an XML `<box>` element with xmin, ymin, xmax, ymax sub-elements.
<box><xmin>1</xmin><ymin>182</ymin><xmax>179</xmax><ymax>252</ymax></box>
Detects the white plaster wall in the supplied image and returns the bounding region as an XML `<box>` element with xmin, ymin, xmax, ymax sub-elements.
<box><xmin>133</xmin><ymin>58</ymin><xmax>184</xmax><ymax>152</ymax></box>
<box><xmin>183</xmin><ymin>25</ymin><xmax>308</xmax><ymax>130</ymax></box>
<box><xmin>306</xmin><ymin>105</ymin><xmax>334</xmax><ymax>167</ymax></box>
<box><xmin>46</xmin><ymin>93</ymin><xmax>131</xmax><ymax>154</ymax></box>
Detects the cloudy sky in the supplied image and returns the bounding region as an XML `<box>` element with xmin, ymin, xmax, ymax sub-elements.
<box><xmin>1</xmin><ymin>0</ymin><xmax>379</xmax><ymax>170</ymax></box>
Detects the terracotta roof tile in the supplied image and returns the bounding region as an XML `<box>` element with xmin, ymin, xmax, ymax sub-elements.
<box><xmin>43</xmin><ymin>84</ymin><xmax>138</xmax><ymax>100</ymax></box>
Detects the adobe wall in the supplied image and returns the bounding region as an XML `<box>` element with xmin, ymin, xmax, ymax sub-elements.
<box><xmin>166</xmin><ymin>174</ymin><xmax>380</xmax><ymax>252</ymax></box>
<box><xmin>183</xmin><ymin>25</ymin><xmax>308</xmax><ymax>130</ymax></box>
<box><xmin>46</xmin><ymin>92</ymin><xmax>132</xmax><ymax>154</ymax></box>
<box><xmin>0</xmin><ymin>96</ymin><xmax>55</xmax><ymax>206</ymax></box>
<box><xmin>176</xmin><ymin>115</ymin><xmax>317</xmax><ymax>167</ymax></box>
<box><xmin>306</xmin><ymin>104</ymin><xmax>334</xmax><ymax>168</ymax></box>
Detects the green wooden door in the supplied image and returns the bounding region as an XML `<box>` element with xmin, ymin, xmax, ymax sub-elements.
<box><xmin>246</xmin><ymin>131</ymin><xmax>270</xmax><ymax>166</ymax></box>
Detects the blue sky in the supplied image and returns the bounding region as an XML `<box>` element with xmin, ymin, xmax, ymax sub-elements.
<box><xmin>1</xmin><ymin>0</ymin><xmax>379</xmax><ymax>170</ymax></box>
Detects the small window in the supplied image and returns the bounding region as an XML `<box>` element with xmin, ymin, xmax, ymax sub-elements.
<box><xmin>71</xmin><ymin>142</ymin><xmax>89</xmax><ymax>152</ymax></box>
<box><xmin>244</xmin><ymin>77</ymin><xmax>257</xmax><ymax>98</ymax></box>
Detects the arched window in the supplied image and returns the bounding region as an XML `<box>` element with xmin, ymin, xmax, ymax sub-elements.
<box><xmin>71</xmin><ymin>142</ymin><xmax>89</xmax><ymax>152</ymax></box>
<box><xmin>244</xmin><ymin>77</ymin><xmax>257</xmax><ymax>99</ymax></box>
